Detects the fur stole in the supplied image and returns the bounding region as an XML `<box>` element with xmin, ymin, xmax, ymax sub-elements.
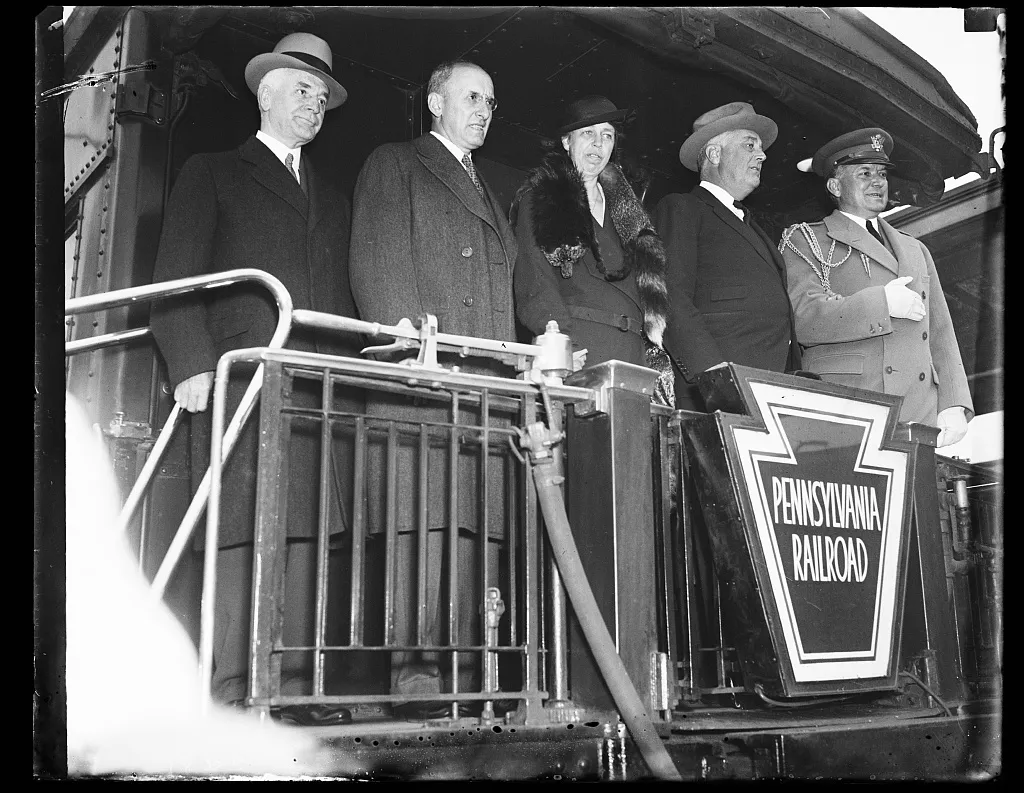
<box><xmin>512</xmin><ymin>152</ymin><xmax>669</xmax><ymax>347</ymax></box>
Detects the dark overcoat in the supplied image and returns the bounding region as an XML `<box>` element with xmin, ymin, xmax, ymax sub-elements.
<box><xmin>780</xmin><ymin>209</ymin><xmax>973</xmax><ymax>425</ymax></box>
<box><xmin>654</xmin><ymin>186</ymin><xmax>801</xmax><ymax>410</ymax></box>
<box><xmin>149</xmin><ymin>135</ymin><xmax>363</xmax><ymax>548</ymax></box>
<box><xmin>511</xmin><ymin>190</ymin><xmax>646</xmax><ymax>368</ymax></box>
<box><xmin>348</xmin><ymin>133</ymin><xmax>517</xmax><ymax>536</ymax></box>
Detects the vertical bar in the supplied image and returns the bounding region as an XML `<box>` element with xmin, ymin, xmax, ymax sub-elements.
<box><xmin>678</xmin><ymin>432</ymin><xmax>701</xmax><ymax>702</ymax></box>
<box><xmin>248</xmin><ymin>361</ymin><xmax>287</xmax><ymax>714</ymax></box>
<box><xmin>349</xmin><ymin>416</ymin><xmax>367</xmax><ymax>647</ymax></box>
<box><xmin>479</xmin><ymin>389</ymin><xmax>491</xmax><ymax>702</ymax></box>
<box><xmin>312</xmin><ymin>370</ymin><xmax>332</xmax><ymax>697</ymax></box>
<box><xmin>448</xmin><ymin>392</ymin><xmax>461</xmax><ymax>700</ymax></box>
<box><xmin>548</xmin><ymin>403</ymin><xmax>570</xmax><ymax>705</ymax></box>
<box><xmin>384</xmin><ymin>422</ymin><xmax>398</xmax><ymax>646</ymax></box>
<box><xmin>652</xmin><ymin>414</ymin><xmax>679</xmax><ymax>710</ymax></box>
<box><xmin>416</xmin><ymin>424</ymin><xmax>429</xmax><ymax>647</ymax></box>
<box><xmin>521</xmin><ymin>395</ymin><xmax>543</xmax><ymax>721</ymax></box>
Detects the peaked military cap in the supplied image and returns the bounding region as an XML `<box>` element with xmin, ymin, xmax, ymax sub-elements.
<box><xmin>802</xmin><ymin>128</ymin><xmax>895</xmax><ymax>177</ymax></box>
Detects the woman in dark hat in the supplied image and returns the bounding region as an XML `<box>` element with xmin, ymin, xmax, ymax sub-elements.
<box><xmin>510</xmin><ymin>95</ymin><xmax>671</xmax><ymax>399</ymax></box>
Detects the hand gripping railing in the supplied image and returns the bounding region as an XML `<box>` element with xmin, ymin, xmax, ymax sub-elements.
<box><xmin>64</xmin><ymin>268</ymin><xmax>294</xmax><ymax>598</ymax></box>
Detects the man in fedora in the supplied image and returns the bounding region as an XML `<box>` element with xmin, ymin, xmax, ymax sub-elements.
<box><xmin>779</xmin><ymin>128</ymin><xmax>972</xmax><ymax>445</ymax></box>
<box><xmin>348</xmin><ymin>60</ymin><xmax>517</xmax><ymax>720</ymax></box>
<box><xmin>150</xmin><ymin>32</ymin><xmax>361</xmax><ymax>725</ymax></box>
<box><xmin>654</xmin><ymin>101</ymin><xmax>801</xmax><ymax>411</ymax></box>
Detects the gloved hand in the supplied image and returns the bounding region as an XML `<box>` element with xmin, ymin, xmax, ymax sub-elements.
<box><xmin>173</xmin><ymin>370</ymin><xmax>215</xmax><ymax>413</ymax></box>
<box><xmin>572</xmin><ymin>349</ymin><xmax>588</xmax><ymax>372</ymax></box>
<box><xmin>936</xmin><ymin>405</ymin><xmax>969</xmax><ymax>448</ymax></box>
<box><xmin>884</xmin><ymin>276</ymin><xmax>926</xmax><ymax>321</ymax></box>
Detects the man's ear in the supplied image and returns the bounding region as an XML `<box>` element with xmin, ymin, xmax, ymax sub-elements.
<box><xmin>705</xmin><ymin>143</ymin><xmax>721</xmax><ymax>166</ymax></box>
<box><xmin>826</xmin><ymin>176</ymin><xmax>842</xmax><ymax>200</ymax></box>
<box><xmin>426</xmin><ymin>91</ymin><xmax>443</xmax><ymax>120</ymax></box>
<box><xmin>257</xmin><ymin>83</ymin><xmax>272</xmax><ymax>113</ymax></box>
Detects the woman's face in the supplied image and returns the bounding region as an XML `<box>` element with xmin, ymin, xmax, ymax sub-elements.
<box><xmin>562</xmin><ymin>122</ymin><xmax>616</xmax><ymax>179</ymax></box>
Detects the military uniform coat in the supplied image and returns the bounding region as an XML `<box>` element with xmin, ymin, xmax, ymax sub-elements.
<box><xmin>654</xmin><ymin>187</ymin><xmax>801</xmax><ymax>410</ymax></box>
<box><xmin>780</xmin><ymin>209</ymin><xmax>973</xmax><ymax>426</ymax></box>
<box><xmin>349</xmin><ymin>133</ymin><xmax>518</xmax><ymax>536</ymax></box>
<box><xmin>149</xmin><ymin>135</ymin><xmax>363</xmax><ymax>548</ymax></box>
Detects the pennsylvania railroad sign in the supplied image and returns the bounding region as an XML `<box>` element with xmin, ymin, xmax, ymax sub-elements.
<box><xmin>731</xmin><ymin>382</ymin><xmax>909</xmax><ymax>684</ymax></box>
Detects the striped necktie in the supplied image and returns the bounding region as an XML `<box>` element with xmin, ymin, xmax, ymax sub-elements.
<box><xmin>284</xmin><ymin>152</ymin><xmax>300</xmax><ymax>185</ymax></box>
<box><xmin>462</xmin><ymin>153</ymin><xmax>485</xmax><ymax>197</ymax></box>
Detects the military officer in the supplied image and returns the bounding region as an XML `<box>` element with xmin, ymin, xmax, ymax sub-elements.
<box><xmin>778</xmin><ymin>128</ymin><xmax>973</xmax><ymax>446</ymax></box>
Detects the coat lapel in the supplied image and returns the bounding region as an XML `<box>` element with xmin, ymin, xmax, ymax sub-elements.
<box><xmin>416</xmin><ymin>133</ymin><xmax>508</xmax><ymax>242</ymax></box>
<box><xmin>240</xmin><ymin>136</ymin><xmax>308</xmax><ymax>220</ymax></box>
<box><xmin>823</xmin><ymin>210</ymin><xmax>900</xmax><ymax>275</ymax></box>
<box><xmin>695</xmin><ymin>187</ymin><xmax>780</xmax><ymax>276</ymax></box>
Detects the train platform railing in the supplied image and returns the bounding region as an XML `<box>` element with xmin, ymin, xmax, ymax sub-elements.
<box><xmin>65</xmin><ymin>268</ymin><xmax>294</xmax><ymax>598</ymax></box>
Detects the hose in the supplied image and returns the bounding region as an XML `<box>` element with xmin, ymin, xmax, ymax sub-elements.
<box><xmin>530</xmin><ymin>450</ymin><xmax>682</xmax><ymax>782</ymax></box>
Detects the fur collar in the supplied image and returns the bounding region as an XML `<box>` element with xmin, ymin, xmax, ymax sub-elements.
<box><xmin>513</xmin><ymin>151</ymin><xmax>669</xmax><ymax>347</ymax></box>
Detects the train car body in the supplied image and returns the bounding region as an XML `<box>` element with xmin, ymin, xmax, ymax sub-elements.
<box><xmin>41</xmin><ymin>6</ymin><xmax>1001</xmax><ymax>781</ymax></box>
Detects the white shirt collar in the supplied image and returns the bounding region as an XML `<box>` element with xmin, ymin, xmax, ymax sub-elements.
<box><xmin>699</xmin><ymin>180</ymin><xmax>745</xmax><ymax>221</ymax></box>
<box><xmin>256</xmin><ymin>130</ymin><xmax>302</xmax><ymax>171</ymax></box>
<box><xmin>430</xmin><ymin>130</ymin><xmax>470</xmax><ymax>163</ymax></box>
<box><xmin>838</xmin><ymin>210</ymin><xmax>880</xmax><ymax>231</ymax></box>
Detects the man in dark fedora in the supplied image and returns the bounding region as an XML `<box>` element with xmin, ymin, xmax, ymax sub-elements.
<box><xmin>654</xmin><ymin>101</ymin><xmax>801</xmax><ymax>411</ymax></box>
<box><xmin>349</xmin><ymin>60</ymin><xmax>517</xmax><ymax>720</ymax></box>
<box><xmin>149</xmin><ymin>32</ymin><xmax>360</xmax><ymax>725</ymax></box>
<box><xmin>779</xmin><ymin>128</ymin><xmax>972</xmax><ymax>445</ymax></box>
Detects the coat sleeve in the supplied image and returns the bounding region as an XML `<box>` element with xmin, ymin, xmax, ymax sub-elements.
<box><xmin>781</xmin><ymin>228</ymin><xmax>893</xmax><ymax>347</ymax></box>
<box><xmin>148</xmin><ymin>156</ymin><xmax>219</xmax><ymax>387</ymax></box>
<box><xmin>348</xmin><ymin>145</ymin><xmax>426</xmax><ymax>326</ymax></box>
<box><xmin>919</xmin><ymin>240</ymin><xmax>975</xmax><ymax>419</ymax></box>
<box><xmin>653</xmin><ymin>193</ymin><xmax>725</xmax><ymax>378</ymax></box>
<box><xmin>511</xmin><ymin>191</ymin><xmax>580</xmax><ymax>347</ymax></box>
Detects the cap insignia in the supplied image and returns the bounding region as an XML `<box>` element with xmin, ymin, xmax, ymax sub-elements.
<box><xmin>870</xmin><ymin>134</ymin><xmax>885</xmax><ymax>152</ymax></box>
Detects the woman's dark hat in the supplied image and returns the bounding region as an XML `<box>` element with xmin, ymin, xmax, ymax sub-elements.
<box><xmin>678</xmin><ymin>101</ymin><xmax>777</xmax><ymax>171</ymax></box>
<box><xmin>799</xmin><ymin>128</ymin><xmax>896</xmax><ymax>177</ymax></box>
<box><xmin>556</xmin><ymin>95</ymin><xmax>632</xmax><ymax>137</ymax></box>
<box><xmin>245</xmin><ymin>32</ymin><xmax>348</xmax><ymax>110</ymax></box>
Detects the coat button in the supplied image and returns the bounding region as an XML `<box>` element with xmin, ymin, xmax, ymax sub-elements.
<box><xmin>885</xmin><ymin>366</ymin><xmax>893</xmax><ymax>374</ymax></box>
<box><xmin>461</xmin><ymin>247</ymin><xmax>473</xmax><ymax>257</ymax></box>
<box><xmin>919</xmin><ymin>372</ymin><xmax>926</xmax><ymax>381</ymax></box>
<box><xmin>921</xmin><ymin>290</ymin><xmax>927</xmax><ymax>300</ymax></box>
<box><xmin>463</xmin><ymin>296</ymin><xmax>474</xmax><ymax>307</ymax></box>
<box><xmin>922</xmin><ymin>331</ymin><xmax>928</xmax><ymax>340</ymax></box>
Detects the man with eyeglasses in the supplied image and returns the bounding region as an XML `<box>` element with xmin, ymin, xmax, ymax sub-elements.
<box><xmin>349</xmin><ymin>60</ymin><xmax>516</xmax><ymax>720</ymax></box>
<box><xmin>779</xmin><ymin>128</ymin><xmax>972</xmax><ymax>447</ymax></box>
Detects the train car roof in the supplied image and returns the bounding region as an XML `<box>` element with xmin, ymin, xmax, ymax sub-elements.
<box><xmin>64</xmin><ymin>6</ymin><xmax>986</xmax><ymax>221</ymax></box>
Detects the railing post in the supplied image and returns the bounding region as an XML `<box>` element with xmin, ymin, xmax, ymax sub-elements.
<box><xmin>563</xmin><ymin>361</ymin><xmax>661</xmax><ymax>718</ymax></box>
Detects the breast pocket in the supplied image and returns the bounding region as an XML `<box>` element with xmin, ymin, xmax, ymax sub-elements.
<box><xmin>811</xmin><ymin>352</ymin><xmax>865</xmax><ymax>375</ymax></box>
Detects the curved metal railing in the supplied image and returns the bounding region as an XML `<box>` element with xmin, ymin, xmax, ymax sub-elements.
<box><xmin>64</xmin><ymin>268</ymin><xmax>294</xmax><ymax>596</ymax></box>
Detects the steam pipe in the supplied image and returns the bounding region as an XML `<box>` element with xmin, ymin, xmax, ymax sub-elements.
<box><xmin>524</xmin><ymin>422</ymin><xmax>681</xmax><ymax>781</ymax></box>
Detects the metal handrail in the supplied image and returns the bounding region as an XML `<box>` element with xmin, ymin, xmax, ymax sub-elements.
<box><xmin>65</xmin><ymin>268</ymin><xmax>294</xmax><ymax>593</ymax></box>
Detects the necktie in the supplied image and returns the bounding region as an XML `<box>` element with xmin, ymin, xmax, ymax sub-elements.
<box><xmin>867</xmin><ymin>219</ymin><xmax>886</xmax><ymax>248</ymax></box>
<box><xmin>284</xmin><ymin>152</ymin><xmax>300</xmax><ymax>185</ymax></box>
<box><xmin>462</xmin><ymin>153</ymin><xmax>485</xmax><ymax>197</ymax></box>
<box><xmin>733</xmin><ymin>199</ymin><xmax>749</xmax><ymax>224</ymax></box>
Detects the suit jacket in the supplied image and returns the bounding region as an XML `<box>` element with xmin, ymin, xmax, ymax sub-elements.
<box><xmin>512</xmin><ymin>190</ymin><xmax>645</xmax><ymax>368</ymax></box>
<box><xmin>349</xmin><ymin>133</ymin><xmax>517</xmax><ymax>535</ymax></box>
<box><xmin>654</xmin><ymin>186</ymin><xmax>800</xmax><ymax>410</ymax></box>
<box><xmin>149</xmin><ymin>134</ymin><xmax>362</xmax><ymax>547</ymax></box>
<box><xmin>780</xmin><ymin>209</ymin><xmax>973</xmax><ymax>426</ymax></box>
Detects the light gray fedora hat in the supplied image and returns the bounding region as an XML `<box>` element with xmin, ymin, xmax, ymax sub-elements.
<box><xmin>678</xmin><ymin>101</ymin><xmax>778</xmax><ymax>171</ymax></box>
<box><xmin>244</xmin><ymin>32</ymin><xmax>347</xmax><ymax>110</ymax></box>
